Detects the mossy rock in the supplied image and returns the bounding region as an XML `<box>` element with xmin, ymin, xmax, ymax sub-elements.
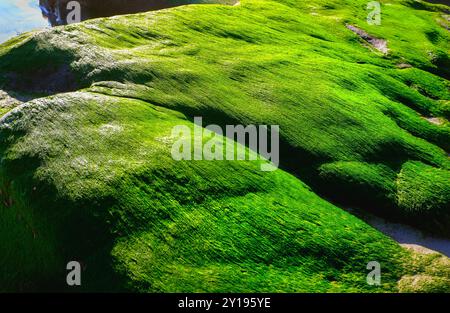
<box><xmin>0</xmin><ymin>0</ymin><xmax>449</xmax><ymax>292</ymax></box>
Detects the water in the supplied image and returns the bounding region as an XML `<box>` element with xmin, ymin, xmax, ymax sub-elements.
<box><xmin>0</xmin><ymin>0</ymin><xmax>49</xmax><ymax>43</ymax></box>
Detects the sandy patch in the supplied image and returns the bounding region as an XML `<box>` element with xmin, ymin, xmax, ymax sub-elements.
<box><xmin>346</xmin><ymin>24</ymin><xmax>388</xmax><ymax>54</ymax></box>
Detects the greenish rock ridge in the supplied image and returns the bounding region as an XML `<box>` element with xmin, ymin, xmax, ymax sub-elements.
<box><xmin>0</xmin><ymin>0</ymin><xmax>449</xmax><ymax>292</ymax></box>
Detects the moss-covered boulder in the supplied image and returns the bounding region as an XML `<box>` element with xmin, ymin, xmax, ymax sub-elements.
<box><xmin>0</xmin><ymin>0</ymin><xmax>449</xmax><ymax>292</ymax></box>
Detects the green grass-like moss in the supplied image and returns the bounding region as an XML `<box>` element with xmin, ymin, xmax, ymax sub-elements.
<box><xmin>0</xmin><ymin>0</ymin><xmax>449</xmax><ymax>292</ymax></box>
